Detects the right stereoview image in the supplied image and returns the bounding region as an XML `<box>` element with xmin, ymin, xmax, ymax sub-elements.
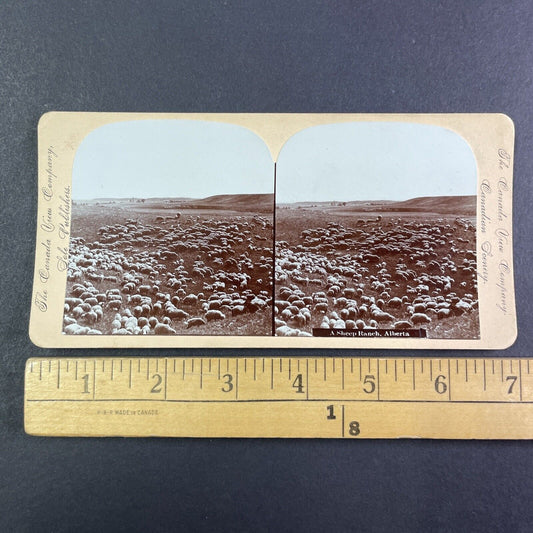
<box><xmin>274</xmin><ymin>122</ymin><xmax>479</xmax><ymax>339</ymax></box>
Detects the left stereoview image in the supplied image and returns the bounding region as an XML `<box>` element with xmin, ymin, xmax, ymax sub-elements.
<box><xmin>63</xmin><ymin>120</ymin><xmax>274</xmax><ymax>336</ymax></box>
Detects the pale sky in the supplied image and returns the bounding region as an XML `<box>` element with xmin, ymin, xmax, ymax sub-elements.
<box><xmin>73</xmin><ymin>120</ymin><xmax>477</xmax><ymax>203</ymax></box>
<box><xmin>276</xmin><ymin>122</ymin><xmax>477</xmax><ymax>203</ymax></box>
<box><xmin>72</xmin><ymin>120</ymin><xmax>274</xmax><ymax>199</ymax></box>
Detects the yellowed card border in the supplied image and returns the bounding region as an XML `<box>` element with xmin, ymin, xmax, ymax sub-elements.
<box><xmin>29</xmin><ymin>112</ymin><xmax>516</xmax><ymax>349</ymax></box>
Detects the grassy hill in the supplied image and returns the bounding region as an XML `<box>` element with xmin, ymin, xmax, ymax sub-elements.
<box><xmin>383</xmin><ymin>195</ymin><xmax>476</xmax><ymax>215</ymax></box>
<box><xmin>74</xmin><ymin>194</ymin><xmax>275</xmax><ymax>213</ymax></box>
<box><xmin>181</xmin><ymin>193</ymin><xmax>274</xmax><ymax>213</ymax></box>
<box><xmin>279</xmin><ymin>195</ymin><xmax>476</xmax><ymax>216</ymax></box>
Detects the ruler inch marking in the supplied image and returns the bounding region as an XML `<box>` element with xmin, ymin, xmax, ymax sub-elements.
<box><xmin>306</xmin><ymin>359</ymin><xmax>309</xmax><ymax>400</ymax></box>
<box><xmin>377</xmin><ymin>358</ymin><xmax>380</xmax><ymax>401</ymax></box>
<box><xmin>165</xmin><ymin>359</ymin><xmax>168</xmax><ymax>399</ymax></box>
<box><xmin>200</xmin><ymin>359</ymin><xmax>203</xmax><ymax>390</ymax></box>
<box><xmin>448</xmin><ymin>359</ymin><xmax>452</xmax><ymax>401</ymax></box>
<box><xmin>519</xmin><ymin>359</ymin><xmax>523</xmax><ymax>402</ymax></box>
<box><xmin>235</xmin><ymin>358</ymin><xmax>239</xmax><ymax>400</ymax></box>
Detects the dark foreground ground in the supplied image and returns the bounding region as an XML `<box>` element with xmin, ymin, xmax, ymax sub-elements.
<box><xmin>275</xmin><ymin>207</ymin><xmax>479</xmax><ymax>339</ymax></box>
<box><xmin>63</xmin><ymin>200</ymin><xmax>273</xmax><ymax>336</ymax></box>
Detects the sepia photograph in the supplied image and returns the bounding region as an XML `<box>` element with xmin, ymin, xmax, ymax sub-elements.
<box><xmin>274</xmin><ymin>122</ymin><xmax>479</xmax><ymax>339</ymax></box>
<box><xmin>62</xmin><ymin>119</ymin><xmax>275</xmax><ymax>336</ymax></box>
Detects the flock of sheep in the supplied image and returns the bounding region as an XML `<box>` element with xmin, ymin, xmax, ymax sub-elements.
<box><xmin>274</xmin><ymin>215</ymin><xmax>479</xmax><ymax>338</ymax></box>
<box><xmin>63</xmin><ymin>213</ymin><xmax>273</xmax><ymax>335</ymax></box>
<box><xmin>63</xmin><ymin>206</ymin><xmax>479</xmax><ymax>340</ymax></box>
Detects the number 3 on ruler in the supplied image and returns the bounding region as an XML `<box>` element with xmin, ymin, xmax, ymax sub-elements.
<box><xmin>221</xmin><ymin>374</ymin><xmax>233</xmax><ymax>392</ymax></box>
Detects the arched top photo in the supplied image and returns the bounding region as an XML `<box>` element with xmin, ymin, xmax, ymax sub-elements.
<box><xmin>73</xmin><ymin>119</ymin><xmax>274</xmax><ymax>201</ymax></box>
<box><xmin>276</xmin><ymin>121</ymin><xmax>477</xmax><ymax>204</ymax></box>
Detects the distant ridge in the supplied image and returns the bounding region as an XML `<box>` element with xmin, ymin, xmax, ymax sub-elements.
<box><xmin>279</xmin><ymin>195</ymin><xmax>476</xmax><ymax>215</ymax></box>
<box><xmin>181</xmin><ymin>193</ymin><xmax>274</xmax><ymax>212</ymax></box>
<box><xmin>73</xmin><ymin>193</ymin><xmax>275</xmax><ymax>212</ymax></box>
<box><xmin>383</xmin><ymin>195</ymin><xmax>476</xmax><ymax>214</ymax></box>
<box><xmin>75</xmin><ymin>194</ymin><xmax>473</xmax><ymax>215</ymax></box>
<box><xmin>74</xmin><ymin>197</ymin><xmax>196</xmax><ymax>203</ymax></box>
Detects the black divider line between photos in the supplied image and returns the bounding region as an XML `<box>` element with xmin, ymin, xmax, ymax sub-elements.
<box><xmin>272</xmin><ymin>162</ymin><xmax>277</xmax><ymax>337</ymax></box>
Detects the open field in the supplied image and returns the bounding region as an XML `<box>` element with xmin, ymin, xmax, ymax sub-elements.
<box><xmin>62</xmin><ymin>195</ymin><xmax>274</xmax><ymax>336</ymax></box>
<box><xmin>62</xmin><ymin>193</ymin><xmax>479</xmax><ymax>340</ymax></box>
<box><xmin>274</xmin><ymin>196</ymin><xmax>479</xmax><ymax>339</ymax></box>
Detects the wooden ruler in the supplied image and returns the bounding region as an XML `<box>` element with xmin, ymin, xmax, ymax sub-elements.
<box><xmin>24</xmin><ymin>356</ymin><xmax>533</xmax><ymax>439</ymax></box>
